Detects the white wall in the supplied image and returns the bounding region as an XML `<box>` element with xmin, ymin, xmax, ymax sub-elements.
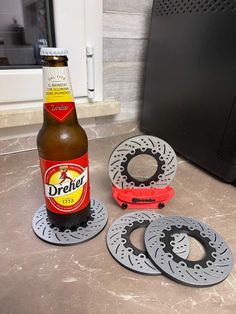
<box><xmin>101</xmin><ymin>0</ymin><xmax>153</xmax><ymax>124</ymax></box>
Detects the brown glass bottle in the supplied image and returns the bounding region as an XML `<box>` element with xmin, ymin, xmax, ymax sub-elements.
<box><xmin>37</xmin><ymin>48</ymin><xmax>90</xmax><ymax>229</ymax></box>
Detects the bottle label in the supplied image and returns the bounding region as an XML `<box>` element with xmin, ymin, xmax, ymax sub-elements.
<box><xmin>44</xmin><ymin>102</ymin><xmax>75</xmax><ymax>122</ymax></box>
<box><xmin>40</xmin><ymin>154</ymin><xmax>90</xmax><ymax>214</ymax></box>
<box><xmin>43</xmin><ymin>66</ymin><xmax>75</xmax><ymax>122</ymax></box>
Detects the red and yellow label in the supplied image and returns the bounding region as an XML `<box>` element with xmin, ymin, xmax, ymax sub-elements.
<box><xmin>40</xmin><ymin>154</ymin><xmax>90</xmax><ymax>214</ymax></box>
<box><xmin>43</xmin><ymin>66</ymin><xmax>75</xmax><ymax>122</ymax></box>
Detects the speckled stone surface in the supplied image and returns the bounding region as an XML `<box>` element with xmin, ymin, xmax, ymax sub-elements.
<box><xmin>0</xmin><ymin>133</ymin><xmax>236</xmax><ymax>314</ymax></box>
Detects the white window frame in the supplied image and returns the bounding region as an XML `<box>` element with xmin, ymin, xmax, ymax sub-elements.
<box><xmin>0</xmin><ymin>0</ymin><xmax>103</xmax><ymax>110</ymax></box>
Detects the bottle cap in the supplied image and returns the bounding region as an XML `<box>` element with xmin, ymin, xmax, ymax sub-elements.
<box><xmin>40</xmin><ymin>47</ymin><xmax>68</xmax><ymax>56</ymax></box>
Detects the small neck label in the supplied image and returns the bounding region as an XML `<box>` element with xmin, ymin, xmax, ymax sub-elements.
<box><xmin>43</xmin><ymin>66</ymin><xmax>75</xmax><ymax>122</ymax></box>
<box><xmin>44</xmin><ymin>102</ymin><xmax>75</xmax><ymax>122</ymax></box>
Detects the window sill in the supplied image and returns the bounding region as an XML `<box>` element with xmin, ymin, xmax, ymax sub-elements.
<box><xmin>0</xmin><ymin>101</ymin><xmax>120</xmax><ymax>129</ymax></box>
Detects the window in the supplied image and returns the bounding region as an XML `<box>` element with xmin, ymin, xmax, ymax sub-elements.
<box><xmin>0</xmin><ymin>0</ymin><xmax>54</xmax><ymax>68</ymax></box>
<box><xmin>0</xmin><ymin>0</ymin><xmax>102</xmax><ymax>106</ymax></box>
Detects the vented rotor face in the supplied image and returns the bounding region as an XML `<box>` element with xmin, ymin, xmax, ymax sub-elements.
<box><xmin>145</xmin><ymin>216</ymin><xmax>233</xmax><ymax>287</ymax></box>
<box><xmin>32</xmin><ymin>198</ymin><xmax>108</xmax><ymax>245</ymax></box>
<box><xmin>107</xmin><ymin>211</ymin><xmax>189</xmax><ymax>275</ymax></box>
<box><xmin>109</xmin><ymin>135</ymin><xmax>177</xmax><ymax>189</ymax></box>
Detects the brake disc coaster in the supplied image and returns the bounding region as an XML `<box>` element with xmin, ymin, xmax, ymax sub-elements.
<box><xmin>145</xmin><ymin>216</ymin><xmax>233</xmax><ymax>286</ymax></box>
<box><xmin>109</xmin><ymin>135</ymin><xmax>177</xmax><ymax>188</ymax></box>
<box><xmin>106</xmin><ymin>211</ymin><xmax>190</xmax><ymax>275</ymax></box>
<box><xmin>32</xmin><ymin>198</ymin><xmax>108</xmax><ymax>245</ymax></box>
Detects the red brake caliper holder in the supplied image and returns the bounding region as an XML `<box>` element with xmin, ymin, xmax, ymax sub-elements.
<box><xmin>108</xmin><ymin>135</ymin><xmax>177</xmax><ymax>210</ymax></box>
<box><xmin>112</xmin><ymin>185</ymin><xmax>175</xmax><ymax>209</ymax></box>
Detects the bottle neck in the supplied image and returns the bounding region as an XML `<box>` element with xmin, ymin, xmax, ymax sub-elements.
<box><xmin>42</xmin><ymin>63</ymin><xmax>78</xmax><ymax>126</ymax></box>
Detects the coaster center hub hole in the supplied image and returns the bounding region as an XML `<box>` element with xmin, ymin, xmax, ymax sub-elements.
<box><xmin>130</xmin><ymin>227</ymin><xmax>146</xmax><ymax>251</ymax></box>
<box><xmin>127</xmin><ymin>154</ymin><xmax>158</xmax><ymax>182</ymax></box>
<box><xmin>186</xmin><ymin>236</ymin><xmax>206</xmax><ymax>261</ymax></box>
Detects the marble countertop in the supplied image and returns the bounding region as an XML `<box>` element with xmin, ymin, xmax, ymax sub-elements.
<box><xmin>1</xmin><ymin>133</ymin><xmax>236</xmax><ymax>314</ymax></box>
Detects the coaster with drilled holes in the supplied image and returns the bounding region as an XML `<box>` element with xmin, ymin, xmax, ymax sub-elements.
<box><xmin>32</xmin><ymin>198</ymin><xmax>108</xmax><ymax>245</ymax></box>
<box><xmin>106</xmin><ymin>211</ymin><xmax>190</xmax><ymax>275</ymax></box>
<box><xmin>109</xmin><ymin>135</ymin><xmax>177</xmax><ymax>189</ymax></box>
<box><xmin>145</xmin><ymin>216</ymin><xmax>233</xmax><ymax>286</ymax></box>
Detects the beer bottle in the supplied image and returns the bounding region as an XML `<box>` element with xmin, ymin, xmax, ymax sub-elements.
<box><xmin>37</xmin><ymin>47</ymin><xmax>90</xmax><ymax>229</ymax></box>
